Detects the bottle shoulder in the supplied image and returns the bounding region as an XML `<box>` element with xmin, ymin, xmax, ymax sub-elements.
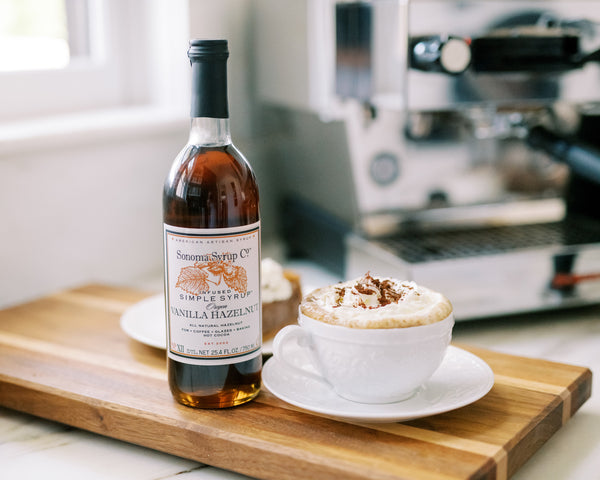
<box><xmin>165</xmin><ymin>143</ymin><xmax>256</xmax><ymax>191</ymax></box>
<box><xmin>163</xmin><ymin>142</ymin><xmax>259</xmax><ymax>228</ymax></box>
<box><xmin>171</xmin><ymin>143</ymin><xmax>254</xmax><ymax>176</ymax></box>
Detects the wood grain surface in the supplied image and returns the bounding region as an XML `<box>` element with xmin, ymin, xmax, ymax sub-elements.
<box><xmin>0</xmin><ymin>285</ymin><xmax>592</xmax><ymax>480</ymax></box>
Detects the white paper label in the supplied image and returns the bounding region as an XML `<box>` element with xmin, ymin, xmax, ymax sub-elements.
<box><xmin>164</xmin><ymin>222</ymin><xmax>261</xmax><ymax>365</ymax></box>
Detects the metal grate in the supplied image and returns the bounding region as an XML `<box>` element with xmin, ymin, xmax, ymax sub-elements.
<box><xmin>375</xmin><ymin>218</ymin><xmax>600</xmax><ymax>264</ymax></box>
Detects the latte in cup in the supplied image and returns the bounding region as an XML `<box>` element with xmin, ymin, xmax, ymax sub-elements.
<box><xmin>273</xmin><ymin>273</ymin><xmax>454</xmax><ymax>404</ymax></box>
<box><xmin>300</xmin><ymin>273</ymin><xmax>453</xmax><ymax>328</ymax></box>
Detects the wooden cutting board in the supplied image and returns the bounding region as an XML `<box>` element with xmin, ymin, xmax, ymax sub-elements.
<box><xmin>0</xmin><ymin>285</ymin><xmax>592</xmax><ymax>480</ymax></box>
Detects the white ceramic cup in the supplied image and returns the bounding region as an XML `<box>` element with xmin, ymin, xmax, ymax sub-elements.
<box><xmin>273</xmin><ymin>311</ymin><xmax>454</xmax><ymax>404</ymax></box>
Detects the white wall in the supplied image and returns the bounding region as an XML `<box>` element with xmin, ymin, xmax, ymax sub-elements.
<box><xmin>0</xmin><ymin>1</ymin><xmax>279</xmax><ymax>308</ymax></box>
<box><xmin>0</xmin><ymin>113</ymin><xmax>188</xmax><ymax>308</ymax></box>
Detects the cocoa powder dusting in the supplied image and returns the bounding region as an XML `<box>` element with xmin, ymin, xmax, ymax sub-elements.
<box><xmin>355</xmin><ymin>284</ymin><xmax>376</xmax><ymax>296</ymax></box>
<box><xmin>359</xmin><ymin>273</ymin><xmax>406</xmax><ymax>308</ymax></box>
<box><xmin>333</xmin><ymin>286</ymin><xmax>346</xmax><ymax>308</ymax></box>
<box><xmin>332</xmin><ymin>273</ymin><xmax>411</xmax><ymax>309</ymax></box>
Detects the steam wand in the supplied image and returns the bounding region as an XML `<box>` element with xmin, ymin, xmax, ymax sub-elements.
<box><xmin>526</xmin><ymin>125</ymin><xmax>600</xmax><ymax>186</ymax></box>
<box><xmin>526</xmin><ymin>125</ymin><xmax>600</xmax><ymax>291</ymax></box>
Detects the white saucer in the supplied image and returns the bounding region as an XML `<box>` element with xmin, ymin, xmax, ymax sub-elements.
<box><xmin>120</xmin><ymin>294</ymin><xmax>275</xmax><ymax>353</ymax></box>
<box><xmin>120</xmin><ymin>294</ymin><xmax>166</xmax><ymax>349</ymax></box>
<box><xmin>262</xmin><ymin>345</ymin><xmax>494</xmax><ymax>423</ymax></box>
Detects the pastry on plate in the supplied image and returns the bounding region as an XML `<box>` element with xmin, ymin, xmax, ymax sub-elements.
<box><xmin>261</xmin><ymin>258</ymin><xmax>302</xmax><ymax>341</ymax></box>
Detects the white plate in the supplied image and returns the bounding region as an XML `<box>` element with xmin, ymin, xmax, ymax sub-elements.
<box><xmin>120</xmin><ymin>294</ymin><xmax>166</xmax><ymax>349</ymax></box>
<box><xmin>120</xmin><ymin>294</ymin><xmax>275</xmax><ymax>353</ymax></box>
<box><xmin>262</xmin><ymin>345</ymin><xmax>494</xmax><ymax>423</ymax></box>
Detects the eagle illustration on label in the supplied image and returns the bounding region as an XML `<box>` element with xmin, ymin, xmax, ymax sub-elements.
<box><xmin>176</xmin><ymin>256</ymin><xmax>247</xmax><ymax>295</ymax></box>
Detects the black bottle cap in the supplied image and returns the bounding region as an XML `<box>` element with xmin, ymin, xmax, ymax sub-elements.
<box><xmin>188</xmin><ymin>39</ymin><xmax>229</xmax><ymax>118</ymax></box>
<box><xmin>188</xmin><ymin>39</ymin><xmax>229</xmax><ymax>61</ymax></box>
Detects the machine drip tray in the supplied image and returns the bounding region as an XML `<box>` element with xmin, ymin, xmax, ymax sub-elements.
<box><xmin>375</xmin><ymin>217</ymin><xmax>600</xmax><ymax>264</ymax></box>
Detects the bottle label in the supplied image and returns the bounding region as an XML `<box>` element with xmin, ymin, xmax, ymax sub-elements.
<box><xmin>164</xmin><ymin>222</ymin><xmax>261</xmax><ymax>366</ymax></box>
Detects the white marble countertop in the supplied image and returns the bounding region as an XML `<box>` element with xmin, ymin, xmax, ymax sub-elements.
<box><xmin>1</xmin><ymin>260</ymin><xmax>599</xmax><ymax>480</ymax></box>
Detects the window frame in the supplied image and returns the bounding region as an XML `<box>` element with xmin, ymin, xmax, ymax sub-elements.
<box><xmin>0</xmin><ymin>0</ymin><xmax>153</xmax><ymax>123</ymax></box>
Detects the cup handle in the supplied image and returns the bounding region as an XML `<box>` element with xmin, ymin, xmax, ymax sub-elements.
<box><xmin>272</xmin><ymin>325</ymin><xmax>328</xmax><ymax>384</ymax></box>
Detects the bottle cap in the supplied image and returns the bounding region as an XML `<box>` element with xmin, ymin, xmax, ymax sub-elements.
<box><xmin>188</xmin><ymin>39</ymin><xmax>229</xmax><ymax>61</ymax></box>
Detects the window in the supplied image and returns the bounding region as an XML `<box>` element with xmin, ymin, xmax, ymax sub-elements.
<box><xmin>0</xmin><ymin>0</ymin><xmax>153</xmax><ymax>122</ymax></box>
<box><xmin>0</xmin><ymin>0</ymin><xmax>84</xmax><ymax>72</ymax></box>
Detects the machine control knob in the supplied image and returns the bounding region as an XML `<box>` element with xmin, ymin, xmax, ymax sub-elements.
<box><xmin>410</xmin><ymin>35</ymin><xmax>472</xmax><ymax>75</ymax></box>
<box><xmin>370</xmin><ymin>152</ymin><xmax>400</xmax><ymax>186</ymax></box>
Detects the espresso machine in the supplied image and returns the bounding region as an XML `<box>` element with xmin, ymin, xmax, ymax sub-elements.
<box><xmin>254</xmin><ymin>0</ymin><xmax>600</xmax><ymax>320</ymax></box>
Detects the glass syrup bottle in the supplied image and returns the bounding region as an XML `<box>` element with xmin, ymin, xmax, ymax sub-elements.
<box><xmin>163</xmin><ymin>39</ymin><xmax>261</xmax><ymax>408</ymax></box>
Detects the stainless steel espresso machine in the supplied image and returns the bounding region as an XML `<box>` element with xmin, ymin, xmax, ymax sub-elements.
<box><xmin>254</xmin><ymin>0</ymin><xmax>600</xmax><ymax>320</ymax></box>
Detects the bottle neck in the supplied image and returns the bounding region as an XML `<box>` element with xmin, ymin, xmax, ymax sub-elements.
<box><xmin>189</xmin><ymin>117</ymin><xmax>231</xmax><ymax>146</ymax></box>
<box><xmin>190</xmin><ymin>56</ymin><xmax>229</xmax><ymax>119</ymax></box>
<box><xmin>187</xmin><ymin>41</ymin><xmax>230</xmax><ymax>146</ymax></box>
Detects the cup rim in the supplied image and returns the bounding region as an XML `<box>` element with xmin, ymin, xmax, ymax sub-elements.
<box><xmin>298</xmin><ymin>310</ymin><xmax>454</xmax><ymax>342</ymax></box>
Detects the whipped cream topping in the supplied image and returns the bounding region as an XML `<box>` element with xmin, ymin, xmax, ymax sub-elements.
<box><xmin>261</xmin><ymin>258</ymin><xmax>293</xmax><ymax>303</ymax></box>
<box><xmin>302</xmin><ymin>273</ymin><xmax>452</xmax><ymax>328</ymax></box>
